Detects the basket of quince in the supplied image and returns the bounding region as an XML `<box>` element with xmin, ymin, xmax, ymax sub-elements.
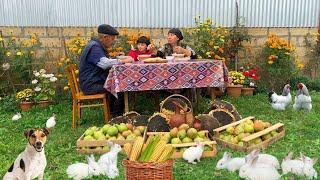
<box><xmin>213</xmin><ymin>116</ymin><xmax>285</xmax><ymax>152</ymax></box>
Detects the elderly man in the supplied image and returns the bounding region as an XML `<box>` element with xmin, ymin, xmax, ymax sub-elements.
<box><xmin>79</xmin><ymin>24</ymin><xmax>127</xmax><ymax>116</ymax></box>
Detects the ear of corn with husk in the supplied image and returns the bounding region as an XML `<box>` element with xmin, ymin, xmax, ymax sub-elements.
<box><xmin>127</xmin><ymin>135</ymin><xmax>173</xmax><ymax>162</ymax></box>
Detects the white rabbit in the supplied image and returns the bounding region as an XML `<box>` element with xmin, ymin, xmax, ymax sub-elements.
<box><xmin>281</xmin><ymin>152</ymin><xmax>304</xmax><ymax>176</ymax></box>
<box><xmin>106</xmin><ymin>162</ymin><xmax>119</xmax><ymax>179</ymax></box>
<box><xmin>216</xmin><ymin>150</ymin><xmax>279</xmax><ymax>172</ymax></box>
<box><xmin>98</xmin><ymin>142</ymin><xmax>121</xmax><ymax>175</ymax></box>
<box><xmin>66</xmin><ymin>155</ymin><xmax>103</xmax><ymax>180</ymax></box>
<box><xmin>182</xmin><ymin>142</ymin><xmax>204</xmax><ymax>164</ymax></box>
<box><xmin>216</xmin><ymin>152</ymin><xmax>245</xmax><ymax>172</ymax></box>
<box><xmin>246</xmin><ymin>149</ymin><xmax>280</xmax><ymax>169</ymax></box>
<box><xmin>301</xmin><ymin>153</ymin><xmax>318</xmax><ymax>179</ymax></box>
<box><xmin>239</xmin><ymin>155</ymin><xmax>280</xmax><ymax>180</ymax></box>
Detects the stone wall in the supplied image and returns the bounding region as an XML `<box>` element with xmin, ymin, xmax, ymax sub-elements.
<box><xmin>0</xmin><ymin>26</ymin><xmax>317</xmax><ymax>68</ymax></box>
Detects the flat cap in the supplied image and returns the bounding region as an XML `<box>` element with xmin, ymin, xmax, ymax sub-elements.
<box><xmin>98</xmin><ymin>24</ymin><xmax>119</xmax><ymax>35</ymax></box>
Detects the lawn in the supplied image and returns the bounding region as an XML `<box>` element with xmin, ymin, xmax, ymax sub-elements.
<box><xmin>0</xmin><ymin>92</ymin><xmax>319</xmax><ymax>179</ymax></box>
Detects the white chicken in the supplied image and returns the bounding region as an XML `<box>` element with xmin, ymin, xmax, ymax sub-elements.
<box><xmin>12</xmin><ymin>113</ymin><xmax>22</xmax><ymax>121</ymax></box>
<box><xmin>293</xmin><ymin>83</ymin><xmax>312</xmax><ymax>112</ymax></box>
<box><xmin>46</xmin><ymin>114</ymin><xmax>56</xmax><ymax>128</ymax></box>
<box><xmin>268</xmin><ymin>84</ymin><xmax>292</xmax><ymax>111</ymax></box>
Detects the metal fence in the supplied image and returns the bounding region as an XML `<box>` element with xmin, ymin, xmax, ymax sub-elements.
<box><xmin>0</xmin><ymin>0</ymin><xmax>319</xmax><ymax>27</ymax></box>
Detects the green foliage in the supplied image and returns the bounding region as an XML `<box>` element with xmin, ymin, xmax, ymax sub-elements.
<box><xmin>257</xmin><ymin>34</ymin><xmax>299</xmax><ymax>92</ymax></box>
<box><xmin>304</xmin><ymin>32</ymin><xmax>320</xmax><ymax>77</ymax></box>
<box><xmin>184</xmin><ymin>17</ymin><xmax>229</xmax><ymax>60</ymax></box>
<box><xmin>226</xmin><ymin>24</ymin><xmax>251</xmax><ymax>70</ymax></box>
<box><xmin>0</xmin><ymin>94</ymin><xmax>18</xmax><ymax>112</ymax></box>
<box><xmin>31</xmin><ymin>69</ymin><xmax>58</xmax><ymax>102</ymax></box>
<box><xmin>290</xmin><ymin>75</ymin><xmax>320</xmax><ymax>91</ymax></box>
<box><xmin>0</xmin><ymin>33</ymin><xmax>43</xmax><ymax>96</ymax></box>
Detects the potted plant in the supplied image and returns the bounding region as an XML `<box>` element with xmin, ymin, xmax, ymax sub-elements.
<box><xmin>32</xmin><ymin>69</ymin><xmax>57</xmax><ymax>108</ymax></box>
<box><xmin>16</xmin><ymin>88</ymin><xmax>34</xmax><ymax>111</ymax></box>
<box><xmin>227</xmin><ymin>71</ymin><xmax>245</xmax><ymax>97</ymax></box>
<box><xmin>242</xmin><ymin>67</ymin><xmax>260</xmax><ymax>96</ymax></box>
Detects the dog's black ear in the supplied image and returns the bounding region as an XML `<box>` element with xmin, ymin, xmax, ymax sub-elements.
<box><xmin>24</xmin><ymin>129</ymin><xmax>34</xmax><ymax>138</ymax></box>
<box><xmin>43</xmin><ymin>128</ymin><xmax>50</xmax><ymax>136</ymax></box>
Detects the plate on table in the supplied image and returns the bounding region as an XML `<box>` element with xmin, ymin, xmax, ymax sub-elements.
<box><xmin>142</xmin><ymin>57</ymin><xmax>168</xmax><ymax>63</ymax></box>
<box><xmin>138</xmin><ymin>54</ymin><xmax>152</xmax><ymax>61</ymax></box>
<box><xmin>172</xmin><ymin>53</ymin><xmax>185</xmax><ymax>58</ymax></box>
<box><xmin>175</xmin><ymin>57</ymin><xmax>191</xmax><ymax>61</ymax></box>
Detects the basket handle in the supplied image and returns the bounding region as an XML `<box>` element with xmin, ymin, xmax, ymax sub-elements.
<box><xmin>160</xmin><ymin>94</ymin><xmax>193</xmax><ymax>113</ymax></box>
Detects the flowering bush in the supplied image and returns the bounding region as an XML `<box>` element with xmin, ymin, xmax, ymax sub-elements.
<box><xmin>243</xmin><ymin>68</ymin><xmax>260</xmax><ymax>87</ymax></box>
<box><xmin>259</xmin><ymin>34</ymin><xmax>299</xmax><ymax>91</ymax></box>
<box><xmin>16</xmin><ymin>88</ymin><xmax>33</xmax><ymax>102</ymax></box>
<box><xmin>0</xmin><ymin>32</ymin><xmax>42</xmax><ymax>95</ymax></box>
<box><xmin>184</xmin><ymin>17</ymin><xmax>229</xmax><ymax>60</ymax></box>
<box><xmin>228</xmin><ymin>71</ymin><xmax>245</xmax><ymax>85</ymax></box>
<box><xmin>32</xmin><ymin>69</ymin><xmax>57</xmax><ymax>102</ymax></box>
<box><xmin>226</xmin><ymin>22</ymin><xmax>251</xmax><ymax>70</ymax></box>
<box><xmin>57</xmin><ymin>35</ymin><xmax>90</xmax><ymax>91</ymax></box>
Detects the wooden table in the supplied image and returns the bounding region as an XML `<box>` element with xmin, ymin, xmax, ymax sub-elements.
<box><xmin>104</xmin><ymin>60</ymin><xmax>229</xmax><ymax>112</ymax></box>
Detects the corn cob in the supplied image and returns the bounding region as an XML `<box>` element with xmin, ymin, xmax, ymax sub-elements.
<box><xmin>148</xmin><ymin>140</ymin><xmax>167</xmax><ymax>162</ymax></box>
<box><xmin>157</xmin><ymin>145</ymin><xmax>174</xmax><ymax>162</ymax></box>
<box><xmin>142</xmin><ymin>135</ymin><xmax>154</xmax><ymax>152</ymax></box>
<box><xmin>140</xmin><ymin>135</ymin><xmax>161</xmax><ymax>162</ymax></box>
<box><xmin>129</xmin><ymin>137</ymin><xmax>144</xmax><ymax>161</ymax></box>
<box><xmin>123</xmin><ymin>143</ymin><xmax>132</xmax><ymax>157</ymax></box>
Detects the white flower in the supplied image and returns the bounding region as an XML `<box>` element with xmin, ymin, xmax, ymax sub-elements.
<box><xmin>31</xmin><ymin>79</ymin><xmax>38</xmax><ymax>84</ymax></box>
<box><xmin>48</xmin><ymin>73</ymin><xmax>55</xmax><ymax>78</ymax></box>
<box><xmin>2</xmin><ymin>63</ymin><xmax>10</xmax><ymax>71</ymax></box>
<box><xmin>249</xmin><ymin>82</ymin><xmax>255</xmax><ymax>87</ymax></box>
<box><xmin>41</xmin><ymin>74</ymin><xmax>48</xmax><ymax>78</ymax></box>
<box><xmin>39</xmin><ymin>69</ymin><xmax>46</xmax><ymax>74</ymax></box>
<box><xmin>50</xmin><ymin>77</ymin><xmax>57</xmax><ymax>82</ymax></box>
<box><xmin>34</xmin><ymin>87</ymin><xmax>41</xmax><ymax>92</ymax></box>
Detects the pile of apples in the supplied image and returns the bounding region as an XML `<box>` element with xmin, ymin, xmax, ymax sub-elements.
<box><xmin>219</xmin><ymin>119</ymin><xmax>279</xmax><ymax>146</ymax></box>
<box><xmin>83</xmin><ymin>123</ymin><xmax>146</xmax><ymax>142</ymax></box>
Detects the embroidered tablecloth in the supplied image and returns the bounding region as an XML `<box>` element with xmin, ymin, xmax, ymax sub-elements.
<box><xmin>104</xmin><ymin>60</ymin><xmax>229</xmax><ymax>98</ymax></box>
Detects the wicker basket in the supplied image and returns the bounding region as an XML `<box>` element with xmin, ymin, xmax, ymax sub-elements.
<box><xmin>208</xmin><ymin>108</ymin><xmax>236</xmax><ymax>126</ymax></box>
<box><xmin>122</xmin><ymin>160</ymin><xmax>174</xmax><ymax>180</ymax></box>
<box><xmin>160</xmin><ymin>94</ymin><xmax>194</xmax><ymax>127</ymax></box>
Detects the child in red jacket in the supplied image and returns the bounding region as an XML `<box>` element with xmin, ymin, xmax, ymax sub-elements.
<box><xmin>128</xmin><ymin>36</ymin><xmax>155</xmax><ymax>61</ymax></box>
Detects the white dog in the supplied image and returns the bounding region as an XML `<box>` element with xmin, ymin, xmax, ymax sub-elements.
<box><xmin>3</xmin><ymin>115</ymin><xmax>55</xmax><ymax>180</ymax></box>
<box><xmin>3</xmin><ymin>128</ymin><xmax>51</xmax><ymax>180</ymax></box>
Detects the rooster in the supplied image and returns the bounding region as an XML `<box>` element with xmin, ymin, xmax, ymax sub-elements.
<box><xmin>293</xmin><ymin>83</ymin><xmax>312</xmax><ymax>111</ymax></box>
<box><xmin>268</xmin><ymin>84</ymin><xmax>292</xmax><ymax>111</ymax></box>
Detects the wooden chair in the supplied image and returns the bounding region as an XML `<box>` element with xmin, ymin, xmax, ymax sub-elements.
<box><xmin>65</xmin><ymin>64</ymin><xmax>110</xmax><ymax>128</ymax></box>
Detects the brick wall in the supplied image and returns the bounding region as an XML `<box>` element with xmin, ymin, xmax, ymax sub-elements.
<box><xmin>0</xmin><ymin>26</ymin><xmax>317</xmax><ymax>68</ymax></box>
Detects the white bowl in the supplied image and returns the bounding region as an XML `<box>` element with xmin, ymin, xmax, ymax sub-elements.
<box><xmin>166</xmin><ymin>56</ymin><xmax>175</xmax><ymax>61</ymax></box>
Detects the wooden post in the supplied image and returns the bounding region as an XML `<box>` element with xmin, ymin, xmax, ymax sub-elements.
<box><xmin>124</xmin><ymin>92</ymin><xmax>129</xmax><ymax>113</ymax></box>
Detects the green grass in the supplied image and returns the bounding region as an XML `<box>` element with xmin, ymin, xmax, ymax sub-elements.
<box><xmin>0</xmin><ymin>92</ymin><xmax>319</xmax><ymax>179</ymax></box>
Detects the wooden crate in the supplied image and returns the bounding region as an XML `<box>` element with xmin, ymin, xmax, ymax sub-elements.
<box><xmin>213</xmin><ymin>116</ymin><xmax>285</xmax><ymax>152</ymax></box>
<box><xmin>147</xmin><ymin>131</ymin><xmax>217</xmax><ymax>158</ymax></box>
<box><xmin>76</xmin><ymin>134</ymin><xmax>134</xmax><ymax>154</ymax></box>
<box><xmin>77</xmin><ymin>129</ymin><xmax>146</xmax><ymax>154</ymax></box>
